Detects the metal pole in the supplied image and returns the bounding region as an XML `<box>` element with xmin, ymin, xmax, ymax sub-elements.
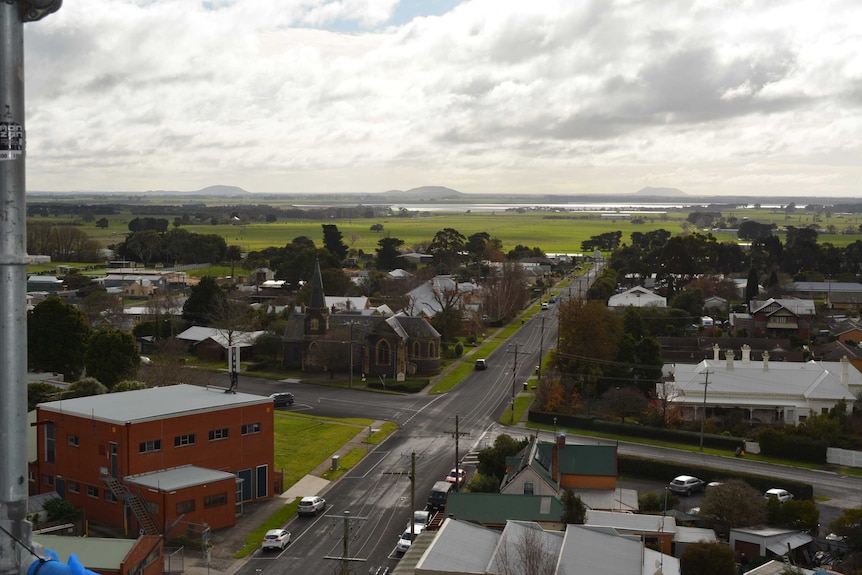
<box><xmin>538</xmin><ymin>315</ymin><xmax>544</xmax><ymax>378</ymax></box>
<box><xmin>341</xmin><ymin>511</ymin><xmax>349</xmax><ymax>575</ymax></box>
<box><xmin>510</xmin><ymin>344</ymin><xmax>518</xmax><ymax>424</ymax></box>
<box><xmin>348</xmin><ymin>322</ymin><xmax>353</xmax><ymax>389</ymax></box>
<box><xmin>699</xmin><ymin>370</ymin><xmax>712</xmax><ymax>451</ymax></box>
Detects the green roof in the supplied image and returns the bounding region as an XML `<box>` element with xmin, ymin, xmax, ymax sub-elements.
<box><xmin>535</xmin><ymin>443</ymin><xmax>617</xmax><ymax>477</ymax></box>
<box><xmin>446</xmin><ymin>492</ymin><xmax>564</xmax><ymax>525</ymax></box>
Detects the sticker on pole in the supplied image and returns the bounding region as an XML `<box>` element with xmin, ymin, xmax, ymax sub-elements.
<box><xmin>0</xmin><ymin>122</ymin><xmax>23</xmax><ymax>161</ymax></box>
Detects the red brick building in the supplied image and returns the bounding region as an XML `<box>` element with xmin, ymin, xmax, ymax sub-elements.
<box><xmin>31</xmin><ymin>385</ymin><xmax>277</xmax><ymax>537</ymax></box>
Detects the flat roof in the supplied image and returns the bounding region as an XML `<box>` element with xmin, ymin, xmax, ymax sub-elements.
<box><xmin>38</xmin><ymin>384</ymin><xmax>270</xmax><ymax>425</ymax></box>
<box><xmin>34</xmin><ymin>535</ymin><xmax>136</xmax><ymax>569</ymax></box>
<box><xmin>126</xmin><ymin>465</ymin><xmax>237</xmax><ymax>491</ymax></box>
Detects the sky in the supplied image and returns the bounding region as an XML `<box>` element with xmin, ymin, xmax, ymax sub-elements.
<box><xmin>21</xmin><ymin>0</ymin><xmax>862</xmax><ymax>197</ymax></box>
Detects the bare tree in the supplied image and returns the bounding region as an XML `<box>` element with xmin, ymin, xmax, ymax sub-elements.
<box><xmin>143</xmin><ymin>291</ymin><xmax>182</xmax><ymax>339</ymax></box>
<box><xmin>493</xmin><ymin>523</ymin><xmax>560</xmax><ymax>575</ymax></box>
<box><xmin>651</xmin><ymin>380</ymin><xmax>681</xmax><ymax>427</ymax></box>
<box><xmin>81</xmin><ymin>290</ymin><xmax>126</xmax><ymax>330</ymax></box>
<box><xmin>138</xmin><ymin>339</ymin><xmax>212</xmax><ymax>388</ymax></box>
<box><xmin>484</xmin><ymin>262</ymin><xmax>528</xmax><ymax>322</ymax></box>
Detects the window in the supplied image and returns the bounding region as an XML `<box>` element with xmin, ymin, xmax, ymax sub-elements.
<box><xmin>376</xmin><ymin>341</ymin><xmax>391</xmax><ymax>365</ymax></box>
<box><xmin>42</xmin><ymin>474</ymin><xmax>54</xmax><ymax>487</ymax></box>
<box><xmin>139</xmin><ymin>439</ymin><xmax>162</xmax><ymax>453</ymax></box>
<box><xmin>412</xmin><ymin>341</ymin><xmax>420</xmax><ymax>357</ymax></box>
<box><xmin>146</xmin><ymin>501</ymin><xmax>159</xmax><ymax>514</ymax></box>
<box><xmin>45</xmin><ymin>422</ymin><xmax>55</xmax><ymax>463</ymax></box>
<box><xmin>209</xmin><ymin>428</ymin><xmax>229</xmax><ymax>441</ymax></box>
<box><xmin>68</xmin><ymin>480</ymin><xmax>80</xmax><ymax>494</ymax></box>
<box><xmin>310</xmin><ymin>318</ymin><xmax>319</xmax><ymax>330</ymax></box>
<box><xmin>67</xmin><ymin>434</ymin><xmax>79</xmax><ymax>447</ymax></box>
<box><xmin>205</xmin><ymin>493</ymin><xmax>227</xmax><ymax>508</ymax></box>
<box><xmin>174</xmin><ymin>434</ymin><xmax>196</xmax><ymax>447</ymax></box>
<box><xmin>86</xmin><ymin>485</ymin><xmax>99</xmax><ymax>498</ymax></box>
<box><xmin>523</xmin><ymin>482</ymin><xmax>534</xmax><ymax>495</ymax></box>
<box><xmin>176</xmin><ymin>500</ymin><xmax>195</xmax><ymax>514</ymax></box>
<box><xmin>242</xmin><ymin>423</ymin><xmax>261</xmax><ymax>435</ymax></box>
<box><xmin>429</xmin><ymin>342</ymin><xmax>436</xmax><ymax>358</ymax></box>
<box><xmin>105</xmin><ymin>490</ymin><xmax>118</xmax><ymax>503</ymax></box>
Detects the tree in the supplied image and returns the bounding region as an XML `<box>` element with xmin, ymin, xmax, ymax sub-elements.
<box><xmin>554</xmin><ymin>299</ymin><xmax>621</xmax><ymax>399</ymax></box>
<box><xmin>61</xmin><ymin>377</ymin><xmax>108</xmax><ymax>399</ymax></box>
<box><xmin>84</xmin><ymin>329</ymin><xmax>141</xmax><ymax>389</ymax></box>
<box><xmin>111</xmin><ymin>380</ymin><xmax>148</xmax><ymax>392</ymax></box>
<box><xmin>698</xmin><ymin>479</ymin><xmax>766</xmax><ymax>531</ymax></box>
<box><xmin>492</xmin><ymin>523</ymin><xmax>558</xmax><ymax>575</ymax></box>
<box><xmin>599</xmin><ymin>386</ymin><xmax>648</xmax><ymax>423</ymax></box>
<box><xmin>484</xmin><ymin>262</ymin><xmax>528</xmax><ymax>322</ymax></box>
<box><xmin>744</xmin><ymin>268</ymin><xmax>759</xmax><ymax>305</ymax></box>
<box><xmin>429</xmin><ymin>227</ymin><xmax>466</xmax><ymax>273</ymax></box>
<box><xmin>830</xmin><ymin>508</ymin><xmax>862</xmax><ymax>550</ymax></box>
<box><xmin>375</xmin><ymin>236</ymin><xmax>404</xmax><ymax>270</ymax></box>
<box><xmin>43</xmin><ymin>498</ymin><xmax>82</xmax><ymax>523</ymax></box>
<box><xmin>182</xmin><ymin>276</ymin><xmax>227</xmax><ymax>325</ymax></box>
<box><xmin>27</xmin><ymin>382</ymin><xmax>63</xmax><ymax>411</ymax></box>
<box><xmin>322</xmin><ymin>224</ymin><xmax>348</xmax><ymax>261</ymax></box>
<box><xmin>476</xmin><ymin>434</ymin><xmax>529</xmax><ymax>486</ymax></box>
<box><xmin>428</xmin><ymin>286</ymin><xmax>464</xmax><ymax>343</ymax></box>
<box><xmin>80</xmin><ymin>289</ymin><xmax>126</xmax><ymax>330</ymax></box>
<box><xmin>767</xmin><ymin>498</ymin><xmax>819</xmax><ymax>534</ymax></box>
<box><xmin>638</xmin><ymin>491</ymin><xmax>679</xmax><ymax>513</ymax></box>
<box><xmin>679</xmin><ymin>541</ymin><xmax>736</xmax><ymax>575</ymax></box>
<box><xmin>560</xmin><ymin>489</ymin><xmax>586</xmax><ymax>524</ymax></box>
<box><xmin>29</xmin><ymin>297</ymin><xmax>92</xmax><ymax>381</ymax></box>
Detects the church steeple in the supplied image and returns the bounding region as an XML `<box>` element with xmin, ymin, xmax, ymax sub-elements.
<box><xmin>309</xmin><ymin>258</ymin><xmax>326</xmax><ymax>310</ymax></box>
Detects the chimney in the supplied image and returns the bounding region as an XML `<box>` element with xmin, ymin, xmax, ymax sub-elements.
<box><xmin>741</xmin><ymin>344</ymin><xmax>751</xmax><ymax>363</ymax></box>
<box><xmin>726</xmin><ymin>349</ymin><xmax>735</xmax><ymax>370</ymax></box>
<box><xmin>842</xmin><ymin>356</ymin><xmax>850</xmax><ymax>387</ymax></box>
<box><xmin>713</xmin><ymin>344</ymin><xmax>720</xmax><ymax>361</ymax></box>
<box><xmin>762</xmin><ymin>351</ymin><xmax>769</xmax><ymax>371</ymax></box>
<box><xmin>552</xmin><ymin>432</ymin><xmax>565</xmax><ymax>480</ymax></box>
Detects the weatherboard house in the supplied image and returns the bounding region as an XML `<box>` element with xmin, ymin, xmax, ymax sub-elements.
<box><xmin>282</xmin><ymin>261</ymin><xmax>441</xmax><ymax>378</ymax></box>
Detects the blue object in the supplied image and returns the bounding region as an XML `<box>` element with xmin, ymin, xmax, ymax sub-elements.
<box><xmin>27</xmin><ymin>550</ymin><xmax>100</xmax><ymax>575</ymax></box>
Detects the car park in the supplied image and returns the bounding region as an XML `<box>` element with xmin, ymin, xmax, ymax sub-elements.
<box><xmin>474</xmin><ymin>359</ymin><xmax>487</xmax><ymax>370</ymax></box>
<box><xmin>270</xmin><ymin>392</ymin><xmax>295</xmax><ymax>407</ymax></box>
<box><xmin>297</xmin><ymin>495</ymin><xmax>326</xmax><ymax>515</ymax></box>
<box><xmin>396</xmin><ymin>526</ymin><xmax>424</xmax><ymax>554</ymax></box>
<box><xmin>764</xmin><ymin>488</ymin><xmax>793</xmax><ymax>502</ymax></box>
<box><xmin>669</xmin><ymin>475</ymin><xmax>705</xmax><ymax>496</ymax></box>
<box><xmin>445</xmin><ymin>468</ymin><xmax>466</xmax><ymax>486</ymax></box>
<box><xmin>261</xmin><ymin>528</ymin><xmax>291</xmax><ymax>551</ymax></box>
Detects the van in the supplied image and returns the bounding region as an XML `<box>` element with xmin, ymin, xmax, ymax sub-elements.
<box><xmin>427</xmin><ymin>480</ymin><xmax>452</xmax><ymax>512</ymax></box>
<box><xmin>475</xmin><ymin>359</ymin><xmax>487</xmax><ymax>370</ymax></box>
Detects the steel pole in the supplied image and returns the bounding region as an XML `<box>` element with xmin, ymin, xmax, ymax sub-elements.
<box><xmin>0</xmin><ymin>4</ymin><xmax>30</xmax><ymax>574</ymax></box>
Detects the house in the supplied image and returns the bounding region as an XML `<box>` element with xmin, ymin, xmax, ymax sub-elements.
<box><xmin>404</xmin><ymin>275</ymin><xmax>478</xmax><ymax>319</ymax></box>
<box><xmin>664</xmin><ymin>345</ymin><xmax>858</xmax><ymax>425</ymax></box>
<box><xmin>31</xmin><ymin>384</ymin><xmax>277</xmax><ymax>536</ymax></box>
<box><xmin>412</xmin><ymin>518</ymin><xmax>679</xmax><ymax>575</ymax></box>
<box><xmin>175</xmin><ymin>326</ymin><xmax>265</xmax><ymax>362</ymax></box>
<box><xmin>745</xmin><ymin>298</ymin><xmax>816</xmax><ymax>340</ymax></box>
<box><xmin>730</xmin><ymin>526</ymin><xmax>814</xmax><ymax>565</ymax></box>
<box><xmin>282</xmin><ymin>261</ymin><xmax>441</xmax><ymax>378</ymax></box>
<box><xmin>784</xmin><ymin>281</ymin><xmax>862</xmax><ymax>310</ymax></box>
<box><xmin>832</xmin><ymin>318</ymin><xmax>862</xmax><ymax>346</ymax></box>
<box><xmin>703</xmin><ymin>295</ymin><xmax>727</xmax><ymax>312</ymax></box>
<box><xmin>444</xmin><ymin>492</ymin><xmax>565</xmax><ymax>530</ymax></box>
<box><xmin>27</xmin><ymin>275</ymin><xmax>64</xmax><ymax>293</ymax></box>
<box><xmin>658</xmin><ymin>336</ymin><xmax>803</xmax><ymax>364</ymax></box>
<box><xmin>608</xmin><ymin>286</ymin><xmax>667</xmax><ymax>308</ymax></box>
<box><xmin>584</xmin><ymin>509</ymin><xmax>676</xmax><ymax>555</ymax></box>
<box><xmin>499</xmin><ymin>434</ymin><xmax>638</xmax><ymax>510</ymax></box>
<box><xmin>34</xmin><ymin>534</ymin><xmax>162</xmax><ymax>575</ymax></box>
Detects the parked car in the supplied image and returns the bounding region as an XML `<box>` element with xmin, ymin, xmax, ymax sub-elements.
<box><xmin>396</xmin><ymin>526</ymin><xmax>424</xmax><ymax>554</ymax></box>
<box><xmin>445</xmin><ymin>468</ymin><xmax>466</xmax><ymax>486</ymax></box>
<box><xmin>669</xmin><ymin>475</ymin><xmax>705</xmax><ymax>496</ymax></box>
<box><xmin>270</xmin><ymin>392</ymin><xmax>295</xmax><ymax>407</ymax></box>
<box><xmin>474</xmin><ymin>359</ymin><xmax>487</xmax><ymax>370</ymax></box>
<box><xmin>406</xmin><ymin>510</ymin><xmax>431</xmax><ymax>531</ymax></box>
<box><xmin>261</xmin><ymin>528</ymin><xmax>291</xmax><ymax>551</ymax></box>
<box><xmin>297</xmin><ymin>495</ymin><xmax>326</xmax><ymax>516</ymax></box>
<box><xmin>764</xmin><ymin>488</ymin><xmax>793</xmax><ymax>502</ymax></box>
<box><xmin>541</xmin><ymin>302</ymin><xmax>549</xmax><ymax>310</ymax></box>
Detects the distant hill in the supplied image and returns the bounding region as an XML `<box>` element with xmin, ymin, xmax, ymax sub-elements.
<box><xmin>375</xmin><ymin>186</ymin><xmax>464</xmax><ymax>200</ymax></box>
<box><xmin>635</xmin><ymin>186</ymin><xmax>686</xmax><ymax>197</ymax></box>
<box><xmin>181</xmin><ymin>185</ymin><xmax>251</xmax><ymax>196</ymax></box>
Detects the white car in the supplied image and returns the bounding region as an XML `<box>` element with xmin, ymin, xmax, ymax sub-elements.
<box><xmin>764</xmin><ymin>488</ymin><xmax>793</xmax><ymax>502</ymax></box>
<box><xmin>406</xmin><ymin>510</ymin><xmax>431</xmax><ymax>531</ymax></box>
<box><xmin>298</xmin><ymin>495</ymin><xmax>326</xmax><ymax>516</ymax></box>
<box><xmin>261</xmin><ymin>528</ymin><xmax>291</xmax><ymax>551</ymax></box>
<box><xmin>396</xmin><ymin>526</ymin><xmax>424</xmax><ymax>554</ymax></box>
<box><xmin>669</xmin><ymin>475</ymin><xmax>705</xmax><ymax>496</ymax></box>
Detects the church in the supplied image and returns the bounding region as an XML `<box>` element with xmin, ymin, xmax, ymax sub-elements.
<box><xmin>282</xmin><ymin>261</ymin><xmax>442</xmax><ymax>379</ymax></box>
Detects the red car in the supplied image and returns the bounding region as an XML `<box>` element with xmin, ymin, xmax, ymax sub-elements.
<box><xmin>445</xmin><ymin>468</ymin><xmax>466</xmax><ymax>486</ymax></box>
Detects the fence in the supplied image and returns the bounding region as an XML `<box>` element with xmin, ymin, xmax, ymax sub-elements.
<box><xmin>163</xmin><ymin>546</ymin><xmax>184</xmax><ymax>575</ymax></box>
<box><xmin>827</xmin><ymin>447</ymin><xmax>862</xmax><ymax>468</ymax></box>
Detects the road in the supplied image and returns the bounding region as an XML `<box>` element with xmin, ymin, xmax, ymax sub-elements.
<box><xmin>231</xmin><ymin>265</ymin><xmax>861</xmax><ymax>574</ymax></box>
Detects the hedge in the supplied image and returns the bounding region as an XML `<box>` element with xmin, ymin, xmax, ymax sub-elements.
<box><xmin>756</xmin><ymin>429</ymin><xmax>827</xmax><ymax>464</ymax></box>
<box><xmin>528</xmin><ymin>410</ymin><xmax>748</xmax><ymax>452</ymax></box>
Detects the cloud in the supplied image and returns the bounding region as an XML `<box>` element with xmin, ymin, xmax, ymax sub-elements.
<box><xmin>18</xmin><ymin>0</ymin><xmax>862</xmax><ymax>196</ymax></box>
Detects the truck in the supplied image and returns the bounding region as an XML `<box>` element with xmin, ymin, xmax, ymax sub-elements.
<box><xmin>427</xmin><ymin>480</ymin><xmax>452</xmax><ymax>512</ymax></box>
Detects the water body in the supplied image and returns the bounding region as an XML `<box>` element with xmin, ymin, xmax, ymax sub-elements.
<box><xmin>355</xmin><ymin>202</ymin><xmax>784</xmax><ymax>213</ymax></box>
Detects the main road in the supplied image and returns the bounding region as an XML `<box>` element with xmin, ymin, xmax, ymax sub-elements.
<box><xmin>231</xmin><ymin>266</ymin><xmax>862</xmax><ymax>574</ymax></box>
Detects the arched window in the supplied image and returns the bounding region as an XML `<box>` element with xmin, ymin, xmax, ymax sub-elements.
<box><xmin>376</xmin><ymin>340</ymin><xmax>391</xmax><ymax>365</ymax></box>
<box><xmin>310</xmin><ymin>318</ymin><xmax>319</xmax><ymax>331</ymax></box>
<box><xmin>412</xmin><ymin>341</ymin><xmax>420</xmax><ymax>358</ymax></box>
<box><xmin>428</xmin><ymin>342</ymin><xmax>436</xmax><ymax>358</ymax></box>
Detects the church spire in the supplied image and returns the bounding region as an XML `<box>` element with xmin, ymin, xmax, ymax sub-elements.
<box><xmin>309</xmin><ymin>258</ymin><xmax>326</xmax><ymax>310</ymax></box>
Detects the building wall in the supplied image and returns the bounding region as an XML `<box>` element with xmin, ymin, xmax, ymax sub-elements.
<box><xmin>33</xmin><ymin>401</ymin><xmax>274</xmax><ymax>531</ymax></box>
<box><xmin>559</xmin><ymin>474</ymin><xmax>616</xmax><ymax>490</ymax></box>
<box><xmin>121</xmin><ymin>536</ymin><xmax>163</xmax><ymax>575</ymax></box>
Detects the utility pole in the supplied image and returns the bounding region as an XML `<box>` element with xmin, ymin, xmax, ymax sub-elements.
<box><xmin>699</xmin><ymin>369</ymin><xmax>714</xmax><ymax>450</ymax></box>
<box><xmin>538</xmin><ymin>315</ymin><xmax>545</xmax><ymax>378</ymax></box>
<box><xmin>1</xmin><ymin>4</ymin><xmax>62</xmax><ymax>575</ymax></box>
<box><xmin>324</xmin><ymin>511</ymin><xmax>367</xmax><ymax>575</ymax></box>
<box><xmin>507</xmin><ymin>344</ymin><xmax>519</xmax><ymax>424</ymax></box>
<box><xmin>446</xmin><ymin>415</ymin><xmax>468</xmax><ymax>492</ymax></box>
<box><xmin>348</xmin><ymin>321</ymin><xmax>355</xmax><ymax>389</ymax></box>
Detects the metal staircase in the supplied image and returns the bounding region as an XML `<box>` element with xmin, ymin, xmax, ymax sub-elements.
<box><xmin>101</xmin><ymin>474</ymin><xmax>160</xmax><ymax>535</ymax></box>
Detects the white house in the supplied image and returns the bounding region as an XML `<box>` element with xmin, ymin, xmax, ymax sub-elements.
<box><xmin>664</xmin><ymin>344</ymin><xmax>858</xmax><ymax>425</ymax></box>
<box><xmin>608</xmin><ymin>286</ymin><xmax>667</xmax><ymax>308</ymax></box>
